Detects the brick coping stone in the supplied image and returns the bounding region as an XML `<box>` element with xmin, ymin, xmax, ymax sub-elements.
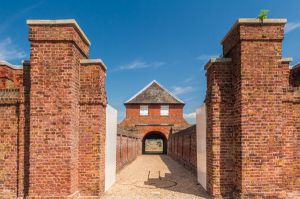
<box><xmin>0</xmin><ymin>60</ymin><xmax>23</xmax><ymax>69</ymax></box>
<box><xmin>26</xmin><ymin>19</ymin><xmax>91</xmax><ymax>45</ymax></box>
<box><xmin>221</xmin><ymin>18</ymin><xmax>287</xmax><ymax>44</ymax></box>
<box><xmin>80</xmin><ymin>59</ymin><xmax>107</xmax><ymax>71</ymax></box>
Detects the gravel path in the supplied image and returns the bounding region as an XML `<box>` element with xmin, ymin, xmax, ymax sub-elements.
<box><xmin>102</xmin><ymin>155</ymin><xmax>210</xmax><ymax>199</ymax></box>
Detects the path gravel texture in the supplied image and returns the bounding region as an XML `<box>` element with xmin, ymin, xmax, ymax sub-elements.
<box><xmin>102</xmin><ymin>155</ymin><xmax>210</xmax><ymax>199</ymax></box>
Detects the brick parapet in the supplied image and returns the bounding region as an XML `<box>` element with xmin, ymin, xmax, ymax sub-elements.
<box><xmin>0</xmin><ymin>62</ymin><xmax>23</xmax><ymax>89</ymax></box>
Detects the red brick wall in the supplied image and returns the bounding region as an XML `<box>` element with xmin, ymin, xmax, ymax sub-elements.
<box><xmin>0</xmin><ymin>89</ymin><xmax>20</xmax><ymax>198</ymax></box>
<box><xmin>116</xmin><ymin>134</ymin><xmax>140</xmax><ymax>171</ymax></box>
<box><xmin>0</xmin><ymin>20</ymin><xmax>107</xmax><ymax>198</ymax></box>
<box><xmin>205</xmin><ymin>58</ymin><xmax>233</xmax><ymax>198</ymax></box>
<box><xmin>168</xmin><ymin>125</ymin><xmax>197</xmax><ymax>173</ymax></box>
<box><xmin>79</xmin><ymin>61</ymin><xmax>106</xmax><ymax>196</ymax></box>
<box><xmin>206</xmin><ymin>19</ymin><xmax>299</xmax><ymax>198</ymax></box>
<box><xmin>0</xmin><ymin>64</ymin><xmax>23</xmax><ymax>89</ymax></box>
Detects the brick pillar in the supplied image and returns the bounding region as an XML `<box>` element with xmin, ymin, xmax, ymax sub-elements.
<box><xmin>221</xmin><ymin>18</ymin><xmax>288</xmax><ymax>198</ymax></box>
<box><xmin>79</xmin><ymin>59</ymin><xmax>107</xmax><ymax>197</ymax></box>
<box><xmin>205</xmin><ymin>58</ymin><xmax>233</xmax><ymax>198</ymax></box>
<box><xmin>287</xmin><ymin>65</ymin><xmax>300</xmax><ymax>197</ymax></box>
<box><xmin>27</xmin><ymin>19</ymin><xmax>90</xmax><ymax>197</ymax></box>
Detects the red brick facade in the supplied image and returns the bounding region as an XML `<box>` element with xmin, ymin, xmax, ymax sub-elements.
<box><xmin>206</xmin><ymin>19</ymin><xmax>300</xmax><ymax>198</ymax></box>
<box><xmin>120</xmin><ymin>104</ymin><xmax>189</xmax><ymax>139</ymax></box>
<box><xmin>0</xmin><ymin>20</ymin><xmax>107</xmax><ymax>198</ymax></box>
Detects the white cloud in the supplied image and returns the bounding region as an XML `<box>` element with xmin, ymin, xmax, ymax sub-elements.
<box><xmin>113</xmin><ymin>59</ymin><xmax>165</xmax><ymax>72</ymax></box>
<box><xmin>285</xmin><ymin>22</ymin><xmax>300</xmax><ymax>33</ymax></box>
<box><xmin>172</xmin><ymin>86</ymin><xmax>194</xmax><ymax>95</ymax></box>
<box><xmin>196</xmin><ymin>54</ymin><xmax>218</xmax><ymax>61</ymax></box>
<box><xmin>0</xmin><ymin>38</ymin><xmax>26</xmax><ymax>61</ymax></box>
<box><xmin>181</xmin><ymin>76</ymin><xmax>194</xmax><ymax>83</ymax></box>
<box><xmin>184</xmin><ymin>112</ymin><xmax>196</xmax><ymax>119</ymax></box>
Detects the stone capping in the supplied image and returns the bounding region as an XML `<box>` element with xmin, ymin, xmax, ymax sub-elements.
<box><xmin>292</xmin><ymin>62</ymin><xmax>300</xmax><ymax>70</ymax></box>
<box><xmin>280</xmin><ymin>57</ymin><xmax>293</xmax><ymax>63</ymax></box>
<box><xmin>0</xmin><ymin>60</ymin><xmax>23</xmax><ymax>70</ymax></box>
<box><xmin>221</xmin><ymin>18</ymin><xmax>287</xmax><ymax>44</ymax></box>
<box><xmin>26</xmin><ymin>19</ymin><xmax>91</xmax><ymax>46</ymax></box>
<box><xmin>80</xmin><ymin>59</ymin><xmax>107</xmax><ymax>71</ymax></box>
<box><xmin>205</xmin><ymin>58</ymin><xmax>232</xmax><ymax>70</ymax></box>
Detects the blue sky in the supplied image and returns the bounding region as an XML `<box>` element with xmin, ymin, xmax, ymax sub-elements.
<box><xmin>1</xmin><ymin>0</ymin><xmax>300</xmax><ymax>123</ymax></box>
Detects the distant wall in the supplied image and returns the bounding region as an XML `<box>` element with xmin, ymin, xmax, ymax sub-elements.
<box><xmin>168</xmin><ymin>125</ymin><xmax>197</xmax><ymax>173</ymax></box>
<box><xmin>105</xmin><ymin>105</ymin><xmax>118</xmax><ymax>191</ymax></box>
<box><xmin>116</xmin><ymin>131</ymin><xmax>141</xmax><ymax>171</ymax></box>
<box><xmin>196</xmin><ymin>104</ymin><xmax>207</xmax><ymax>190</ymax></box>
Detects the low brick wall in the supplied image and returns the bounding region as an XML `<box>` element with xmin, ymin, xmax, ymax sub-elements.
<box><xmin>116</xmin><ymin>133</ymin><xmax>141</xmax><ymax>171</ymax></box>
<box><xmin>168</xmin><ymin>125</ymin><xmax>197</xmax><ymax>173</ymax></box>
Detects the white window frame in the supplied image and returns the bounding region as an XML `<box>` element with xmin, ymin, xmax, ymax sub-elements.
<box><xmin>140</xmin><ymin>105</ymin><xmax>149</xmax><ymax>116</ymax></box>
<box><xmin>160</xmin><ymin>105</ymin><xmax>169</xmax><ymax>116</ymax></box>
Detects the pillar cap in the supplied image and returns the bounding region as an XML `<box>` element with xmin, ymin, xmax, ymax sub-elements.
<box><xmin>27</xmin><ymin>19</ymin><xmax>91</xmax><ymax>45</ymax></box>
<box><xmin>80</xmin><ymin>59</ymin><xmax>107</xmax><ymax>71</ymax></box>
<box><xmin>221</xmin><ymin>18</ymin><xmax>287</xmax><ymax>44</ymax></box>
<box><xmin>292</xmin><ymin>63</ymin><xmax>300</xmax><ymax>70</ymax></box>
<box><xmin>280</xmin><ymin>57</ymin><xmax>293</xmax><ymax>63</ymax></box>
<box><xmin>205</xmin><ymin>58</ymin><xmax>232</xmax><ymax>70</ymax></box>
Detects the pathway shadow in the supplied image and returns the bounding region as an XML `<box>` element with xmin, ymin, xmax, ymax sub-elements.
<box><xmin>143</xmin><ymin>155</ymin><xmax>211</xmax><ymax>198</ymax></box>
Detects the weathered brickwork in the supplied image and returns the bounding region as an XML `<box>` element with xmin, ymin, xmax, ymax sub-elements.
<box><xmin>119</xmin><ymin>104</ymin><xmax>189</xmax><ymax>139</ymax></box>
<box><xmin>0</xmin><ymin>20</ymin><xmax>107</xmax><ymax>198</ymax></box>
<box><xmin>168</xmin><ymin>125</ymin><xmax>197</xmax><ymax>173</ymax></box>
<box><xmin>79</xmin><ymin>60</ymin><xmax>107</xmax><ymax>196</ymax></box>
<box><xmin>206</xmin><ymin>19</ymin><xmax>300</xmax><ymax>198</ymax></box>
<box><xmin>0</xmin><ymin>90</ymin><xmax>20</xmax><ymax>198</ymax></box>
<box><xmin>0</xmin><ymin>63</ymin><xmax>23</xmax><ymax>89</ymax></box>
<box><xmin>116</xmin><ymin>131</ymin><xmax>140</xmax><ymax>171</ymax></box>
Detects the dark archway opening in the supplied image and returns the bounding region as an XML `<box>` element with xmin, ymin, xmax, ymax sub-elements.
<box><xmin>142</xmin><ymin>131</ymin><xmax>167</xmax><ymax>154</ymax></box>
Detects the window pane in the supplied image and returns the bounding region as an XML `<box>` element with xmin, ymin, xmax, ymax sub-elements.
<box><xmin>160</xmin><ymin>105</ymin><xmax>169</xmax><ymax>116</ymax></box>
<box><xmin>140</xmin><ymin>105</ymin><xmax>148</xmax><ymax>116</ymax></box>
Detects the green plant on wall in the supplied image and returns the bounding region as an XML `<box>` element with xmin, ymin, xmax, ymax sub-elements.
<box><xmin>257</xmin><ymin>9</ymin><xmax>270</xmax><ymax>21</ymax></box>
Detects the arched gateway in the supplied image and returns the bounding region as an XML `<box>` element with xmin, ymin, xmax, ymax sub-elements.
<box><xmin>142</xmin><ymin>131</ymin><xmax>167</xmax><ymax>154</ymax></box>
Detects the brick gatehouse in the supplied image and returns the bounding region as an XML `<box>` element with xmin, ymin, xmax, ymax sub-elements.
<box><xmin>118</xmin><ymin>80</ymin><xmax>190</xmax><ymax>154</ymax></box>
<box><xmin>0</xmin><ymin>17</ymin><xmax>299</xmax><ymax>199</ymax></box>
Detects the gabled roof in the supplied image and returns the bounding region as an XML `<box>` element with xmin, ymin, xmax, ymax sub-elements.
<box><xmin>125</xmin><ymin>80</ymin><xmax>184</xmax><ymax>105</ymax></box>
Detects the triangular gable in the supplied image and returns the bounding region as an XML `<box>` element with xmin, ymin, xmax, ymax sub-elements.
<box><xmin>125</xmin><ymin>80</ymin><xmax>184</xmax><ymax>104</ymax></box>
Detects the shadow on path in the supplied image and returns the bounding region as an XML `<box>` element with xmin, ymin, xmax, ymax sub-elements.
<box><xmin>143</xmin><ymin>155</ymin><xmax>210</xmax><ymax>198</ymax></box>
